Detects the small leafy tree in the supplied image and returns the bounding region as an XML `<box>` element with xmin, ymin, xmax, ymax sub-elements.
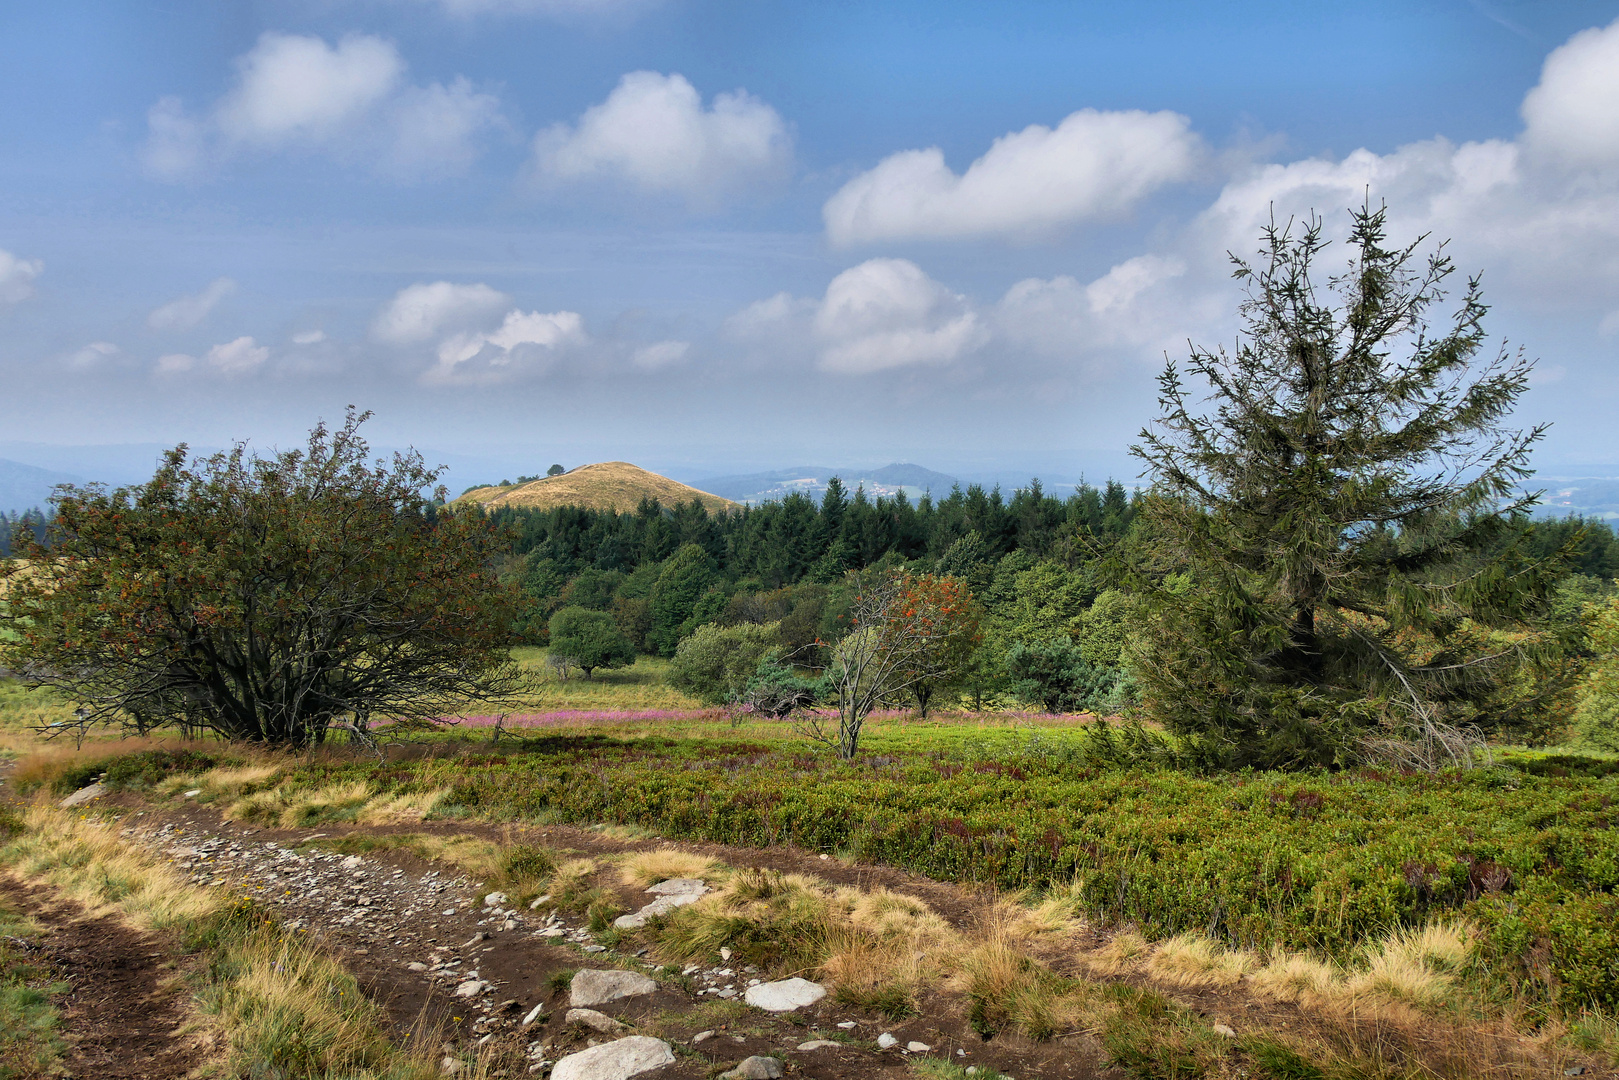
<box><xmin>1004</xmin><ymin>639</ymin><xmax>1122</xmax><ymax>714</ymax></box>
<box><xmin>894</xmin><ymin>574</ymin><xmax>981</xmax><ymax>718</ymax></box>
<box><xmin>0</xmin><ymin>410</ymin><xmax>520</xmax><ymax>746</ymax></box>
<box><xmin>547</xmin><ymin>607</ymin><xmax>635</xmax><ymax>679</ymax></box>
<box><xmin>547</xmin><ymin>464</ymin><xmax>566</xmax><ymax>477</ymax></box>
<box><xmin>809</xmin><ymin>571</ymin><xmax>980</xmax><ymax>758</ymax></box>
<box><xmin>668</xmin><ymin>621</ymin><xmax>781</xmax><ymax>704</ymax></box>
<box><xmin>1130</xmin><ymin>203</ymin><xmax>1566</xmax><ymax>768</ymax></box>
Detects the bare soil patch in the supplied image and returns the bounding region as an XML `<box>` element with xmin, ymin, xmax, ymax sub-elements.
<box><xmin>0</xmin><ymin>877</ymin><xmax>211</xmax><ymax>1080</ymax></box>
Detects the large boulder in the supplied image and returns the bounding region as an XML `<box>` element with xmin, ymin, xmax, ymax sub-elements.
<box><xmin>569</xmin><ymin>968</ymin><xmax>658</xmax><ymax>1008</ymax></box>
<box><xmin>743</xmin><ymin>977</ymin><xmax>826</xmax><ymax>1012</ymax></box>
<box><xmin>551</xmin><ymin>1036</ymin><xmax>674</xmax><ymax>1080</ymax></box>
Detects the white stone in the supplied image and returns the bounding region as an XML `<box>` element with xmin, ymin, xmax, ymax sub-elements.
<box><xmin>566</xmin><ymin>1008</ymin><xmax>626</xmax><ymax>1033</ymax></box>
<box><xmin>485</xmin><ymin>891</ymin><xmax>509</xmax><ymax>907</ymax></box>
<box><xmin>613</xmin><ymin>891</ymin><xmax>707</xmax><ymax>929</ymax></box>
<box><xmin>342</xmin><ymin>855</ymin><xmax>362</xmax><ymax>869</ymax></box>
<box><xmin>645</xmin><ymin>878</ymin><xmax>708</xmax><ymax>896</ymax></box>
<box><xmin>907</xmin><ymin>1041</ymin><xmax>932</xmax><ymax>1053</ymax></box>
<box><xmin>691</xmin><ymin>1030</ymin><xmax>715</xmax><ymax>1044</ymax></box>
<box><xmin>407</xmin><ymin>962</ymin><xmax>428</xmax><ymax>972</ymax></box>
<box><xmin>796</xmin><ymin>1040</ymin><xmax>840</xmax><ymax>1051</ymax></box>
<box><xmin>183</xmin><ymin>788</ymin><xmax>203</xmax><ymax>798</ymax></box>
<box><xmin>876</xmin><ymin>1033</ymin><xmax>898</xmax><ymax>1049</ymax></box>
<box><xmin>835</xmin><ymin>1021</ymin><xmax>856</xmax><ymax>1029</ymax></box>
<box><xmin>441</xmin><ymin>1054</ymin><xmax>463</xmax><ymax>1074</ymax></box>
<box><xmin>721</xmin><ymin>1056</ymin><xmax>782</xmax><ymax>1080</ymax></box>
<box><xmin>59</xmin><ymin>783</ymin><xmax>105</xmax><ymax>808</ymax></box>
<box><xmin>569</xmin><ymin>969</ymin><xmax>657</xmax><ymax>1007</ymax></box>
<box><xmin>744</xmin><ymin>977</ymin><xmax>826</xmax><ymax>1013</ymax></box>
<box><xmin>454</xmin><ymin>979</ymin><xmax>490</xmax><ymax>998</ymax></box>
<box><xmin>719</xmin><ymin>947</ymin><xmax>732</xmax><ymax>961</ymax></box>
<box><xmin>529</xmin><ymin>894</ymin><xmax>552</xmax><ymax>909</ymax></box>
<box><xmin>540</xmin><ymin>928</ymin><xmax>566</xmax><ymax>938</ymax></box>
<box><xmin>1212</xmin><ymin>1022</ymin><xmax>1236</xmax><ymax>1038</ymax></box>
<box><xmin>550</xmin><ymin>1036</ymin><xmax>674</xmax><ymax>1080</ymax></box>
<box><xmin>522</xmin><ymin>1003</ymin><xmax>546</xmax><ymax>1026</ymax></box>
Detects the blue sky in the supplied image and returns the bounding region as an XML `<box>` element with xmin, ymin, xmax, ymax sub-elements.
<box><xmin>3</xmin><ymin>0</ymin><xmax>1619</xmax><ymax>486</ymax></box>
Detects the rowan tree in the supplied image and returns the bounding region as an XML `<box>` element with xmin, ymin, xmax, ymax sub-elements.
<box><xmin>810</xmin><ymin>570</ymin><xmax>980</xmax><ymax>757</ymax></box>
<box><xmin>0</xmin><ymin>410</ymin><xmax>521</xmax><ymax>746</ymax></box>
<box><xmin>1130</xmin><ymin>203</ymin><xmax>1567</xmax><ymax>768</ymax></box>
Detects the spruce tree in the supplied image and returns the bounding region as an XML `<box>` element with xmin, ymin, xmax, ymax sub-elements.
<box><xmin>1131</xmin><ymin>202</ymin><xmax>1566</xmax><ymax>768</ymax></box>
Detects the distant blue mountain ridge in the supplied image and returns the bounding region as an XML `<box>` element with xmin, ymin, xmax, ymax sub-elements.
<box><xmin>696</xmin><ymin>463</ymin><xmax>961</xmax><ymax>504</ymax></box>
<box><xmin>0</xmin><ymin>458</ymin><xmax>85</xmax><ymax>515</ymax></box>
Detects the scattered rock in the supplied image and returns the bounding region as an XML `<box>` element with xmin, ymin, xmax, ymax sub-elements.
<box><xmin>59</xmin><ymin>783</ymin><xmax>105</xmax><ymax>808</ymax></box>
<box><xmin>1211</xmin><ymin>1022</ymin><xmax>1236</xmax><ymax>1038</ymax></box>
<box><xmin>569</xmin><ymin>968</ymin><xmax>657</xmax><ymax>1007</ymax></box>
<box><xmin>341</xmin><ymin>855</ymin><xmax>362</xmax><ymax>869</ymax></box>
<box><xmin>744</xmin><ymin>978</ymin><xmax>826</xmax><ymax>1013</ymax></box>
<box><xmin>463</xmin><ymin>932</ymin><xmax>490</xmax><ymax>947</ymax></box>
<box><xmin>646</xmin><ymin>878</ymin><xmax>707</xmax><ymax>897</ymax></box>
<box><xmin>691</xmin><ymin>1030</ymin><xmax>715</xmax><ymax>1044</ymax></box>
<box><xmin>441</xmin><ymin>1055</ymin><xmax>463</xmax><ymax>1075</ymax></box>
<box><xmin>485</xmin><ymin>891</ymin><xmax>509</xmax><ymax>907</ymax></box>
<box><xmin>407</xmin><ymin>962</ymin><xmax>428</xmax><ymax>972</ymax></box>
<box><xmin>907</xmin><ymin>1041</ymin><xmax>932</xmax><ymax>1053</ymax></box>
<box><xmin>550</xmin><ymin>1036</ymin><xmax>674</xmax><ymax>1080</ymax></box>
<box><xmin>876</xmin><ymin>1033</ymin><xmax>898</xmax><ymax>1050</ymax></box>
<box><xmin>721</xmin><ymin>1056</ymin><xmax>783</xmax><ymax>1080</ymax></box>
<box><xmin>566</xmin><ymin>1008</ymin><xmax>627</xmax><ymax>1033</ymax></box>
<box><xmin>529</xmin><ymin>894</ymin><xmax>553</xmax><ymax>909</ymax></box>
<box><xmin>719</xmin><ymin>947</ymin><xmax>732</xmax><ymax>961</ymax></box>
<box><xmin>183</xmin><ymin>788</ymin><xmax>203</xmax><ymax>798</ymax></box>
<box><xmin>835</xmin><ymin>1021</ymin><xmax>856</xmax><ymax>1029</ymax></box>
<box><xmin>522</xmin><ymin>1003</ymin><xmax>547</xmax><ymax>1026</ymax></box>
<box><xmin>795</xmin><ymin>1040</ymin><xmax>840</xmax><ymax>1051</ymax></box>
<box><xmin>454</xmin><ymin>979</ymin><xmax>490</xmax><ymax>999</ymax></box>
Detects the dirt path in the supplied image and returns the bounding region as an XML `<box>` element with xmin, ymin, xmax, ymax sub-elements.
<box><xmin>0</xmin><ymin>878</ymin><xmax>212</xmax><ymax>1080</ymax></box>
<box><xmin>105</xmin><ymin>795</ymin><xmax>1121</xmax><ymax>1080</ymax></box>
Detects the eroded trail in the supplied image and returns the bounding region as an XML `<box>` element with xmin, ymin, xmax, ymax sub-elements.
<box><xmin>110</xmin><ymin>797</ymin><xmax>1119</xmax><ymax>1080</ymax></box>
<box><xmin>0</xmin><ymin>878</ymin><xmax>212</xmax><ymax>1079</ymax></box>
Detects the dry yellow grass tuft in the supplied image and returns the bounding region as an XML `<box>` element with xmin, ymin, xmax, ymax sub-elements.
<box><xmin>618</xmin><ymin>848</ymin><xmax>723</xmax><ymax>888</ymax></box>
<box><xmin>1146</xmin><ymin>933</ymin><xmax>1257</xmax><ymax>988</ymax></box>
<box><xmin>457</xmin><ymin>462</ymin><xmax>736</xmax><ymax>515</ymax></box>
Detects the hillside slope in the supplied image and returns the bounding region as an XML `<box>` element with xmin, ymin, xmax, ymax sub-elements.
<box><xmin>458</xmin><ymin>462</ymin><xmax>736</xmax><ymax>514</ymax></box>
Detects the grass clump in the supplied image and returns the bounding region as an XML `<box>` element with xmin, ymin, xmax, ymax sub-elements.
<box><xmin>0</xmin><ymin>900</ymin><xmax>66</xmax><ymax>1078</ymax></box>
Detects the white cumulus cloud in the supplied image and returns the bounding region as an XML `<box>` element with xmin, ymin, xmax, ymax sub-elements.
<box><xmin>426</xmin><ymin>309</ymin><xmax>587</xmax><ymax>383</ymax></box>
<box><xmin>823</xmin><ymin>108</ymin><xmax>1201</xmax><ymax>246</ymax></box>
<box><xmin>207</xmin><ymin>336</ymin><xmax>270</xmax><ymax>375</ymax></box>
<box><xmin>998</xmin><ymin>255</ymin><xmax>1191</xmax><ymax>360</ymax></box>
<box><xmin>216</xmin><ymin>33</ymin><xmax>404</xmax><ymax>147</ymax></box>
<box><xmin>0</xmin><ymin>248</ymin><xmax>44</xmax><ymax>305</ymax></box>
<box><xmin>815</xmin><ymin>259</ymin><xmax>987</xmax><ymax>374</ymax></box>
<box><xmin>372</xmin><ymin>281</ymin><xmax>511</xmax><ymax>344</ymax></box>
<box><xmin>727</xmin><ymin>260</ymin><xmax>988</xmax><ymax>374</ymax></box>
<box><xmin>1521</xmin><ymin>17</ymin><xmax>1619</xmax><ymax>169</ymax></box>
<box><xmin>63</xmin><ymin>342</ymin><xmax>120</xmax><ymax>369</ymax></box>
<box><xmin>631</xmin><ymin>339</ymin><xmax>689</xmax><ymax>369</ymax></box>
<box><xmin>147</xmin><ymin>277</ymin><xmax>236</xmax><ymax>331</ymax></box>
<box><xmin>143</xmin><ymin>33</ymin><xmax>501</xmax><ymax>182</ymax></box>
<box><xmin>531</xmin><ymin>71</ymin><xmax>791</xmax><ymax>202</ymax></box>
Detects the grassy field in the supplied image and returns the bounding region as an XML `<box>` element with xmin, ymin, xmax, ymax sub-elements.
<box><xmin>7</xmin><ymin>647</ymin><xmax>1619</xmax><ymax>1068</ymax></box>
